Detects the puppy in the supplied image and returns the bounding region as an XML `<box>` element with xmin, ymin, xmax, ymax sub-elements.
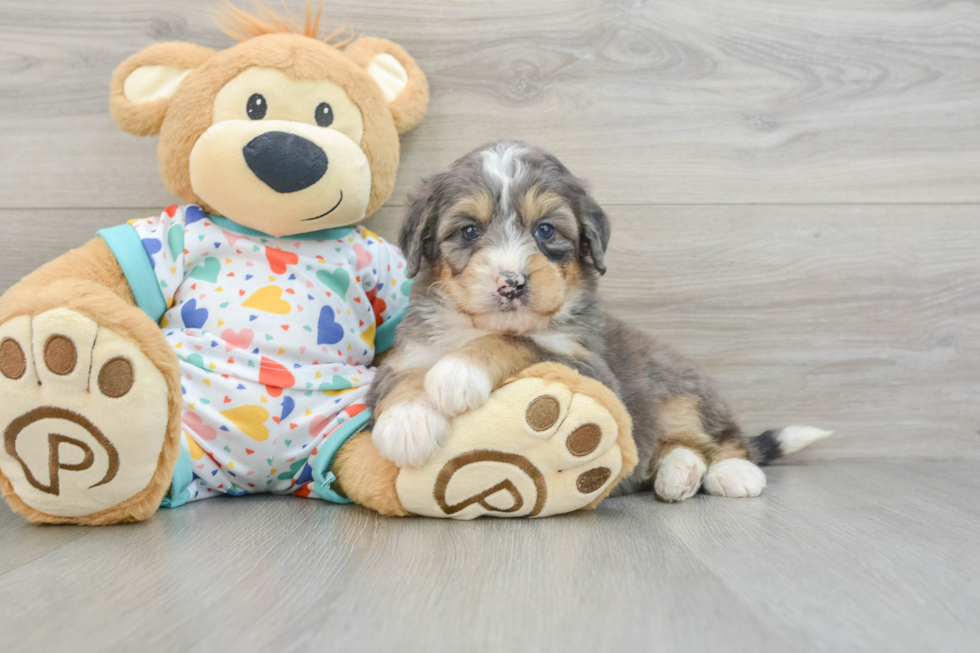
<box><xmin>367</xmin><ymin>141</ymin><xmax>829</xmax><ymax>501</ymax></box>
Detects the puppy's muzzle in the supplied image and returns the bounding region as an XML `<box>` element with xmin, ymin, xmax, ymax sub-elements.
<box><xmin>243</xmin><ymin>131</ymin><xmax>328</xmax><ymax>193</ymax></box>
<box><xmin>496</xmin><ymin>271</ymin><xmax>527</xmax><ymax>300</ymax></box>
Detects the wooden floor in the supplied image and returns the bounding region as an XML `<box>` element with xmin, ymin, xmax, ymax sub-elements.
<box><xmin>3</xmin><ymin>463</ymin><xmax>980</xmax><ymax>652</ymax></box>
<box><xmin>1</xmin><ymin>0</ymin><xmax>978</xmax><ymax>651</ymax></box>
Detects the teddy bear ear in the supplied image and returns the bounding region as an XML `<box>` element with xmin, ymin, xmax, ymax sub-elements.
<box><xmin>344</xmin><ymin>37</ymin><xmax>429</xmax><ymax>134</ymax></box>
<box><xmin>110</xmin><ymin>42</ymin><xmax>214</xmax><ymax>137</ymax></box>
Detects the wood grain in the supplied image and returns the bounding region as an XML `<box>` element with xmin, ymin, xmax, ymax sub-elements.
<box><xmin>1</xmin><ymin>462</ymin><xmax>978</xmax><ymax>653</ymax></box>
<box><xmin>1</xmin><ymin>1</ymin><xmax>978</xmax><ymax>649</ymax></box>
<box><xmin>2</xmin><ymin>205</ymin><xmax>977</xmax><ymax>462</ymax></box>
<box><xmin>2</xmin><ymin>0</ymin><xmax>980</xmax><ymax>207</ymax></box>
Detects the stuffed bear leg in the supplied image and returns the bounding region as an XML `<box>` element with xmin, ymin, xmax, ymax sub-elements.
<box><xmin>333</xmin><ymin>363</ymin><xmax>638</xmax><ymax>519</ymax></box>
<box><xmin>0</xmin><ymin>239</ymin><xmax>182</xmax><ymax>524</ymax></box>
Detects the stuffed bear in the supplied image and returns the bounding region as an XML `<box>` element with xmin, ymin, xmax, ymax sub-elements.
<box><xmin>0</xmin><ymin>3</ymin><xmax>636</xmax><ymax>524</ymax></box>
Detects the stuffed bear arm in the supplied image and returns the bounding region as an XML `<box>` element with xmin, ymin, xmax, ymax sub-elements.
<box><xmin>3</xmin><ymin>238</ymin><xmax>135</xmax><ymax>313</ymax></box>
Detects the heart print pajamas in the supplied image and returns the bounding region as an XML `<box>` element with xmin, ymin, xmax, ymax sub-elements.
<box><xmin>98</xmin><ymin>204</ymin><xmax>410</xmax><ymax>507</ymax></box>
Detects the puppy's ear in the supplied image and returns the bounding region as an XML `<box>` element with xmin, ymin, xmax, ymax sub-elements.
<box><xmin>399</xmin><ymin>174</ymin><xmax>445</xmax><ymax>278</ymax></box>
<box><xmin>110</xmin><ymin>42</ymin><xmax>214</xmax><ymax>136</ymax></box>
<box><xmin>576</xmin><ymin>191</ymin><xmax>610</xmax><ymax>275</ymax></box>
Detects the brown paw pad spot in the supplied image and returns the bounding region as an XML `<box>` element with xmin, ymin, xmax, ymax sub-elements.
<box><xmin>576</xmin><ymin>467</ymin><xmax>611</xmax><ymax>494</ymax></box>
<box><xmin>44</xmin><ymin>335</ymin><xmax>76</xmax><ymax>376</ymax></box>
<box><xmin>98</xmin><ymin>357</ymin><xmax>134</xmax><ymax>398</ymax></box>
<box><xmin>526</xmin><ymin>395</ymin><xmax>561</xmax><ymax>431</ymax></box>
<box><xmin>0</xmin><ymin>338</ymin><xmax>26</xmax><ymax>380</ymax></box>
<box><xmin>566</xmin><ymin>423</ymin><xmax>602</xmax><ymax>457</ymax></box>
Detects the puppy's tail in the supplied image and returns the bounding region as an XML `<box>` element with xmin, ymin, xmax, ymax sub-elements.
<box><xmin>747</xmin><ymin>426</ymin><xmax>832</xmax><ymax>465</ymax></box>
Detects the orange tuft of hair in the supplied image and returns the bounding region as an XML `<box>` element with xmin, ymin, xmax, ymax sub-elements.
<box><xmin>214</xmin><ymin>0</ymin><xmax>354</xmax><ymax>46</ymax></box>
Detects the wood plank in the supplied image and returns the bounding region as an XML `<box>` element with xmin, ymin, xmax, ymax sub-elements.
<box><xmin>1</xmin><ymin>461</ymin><xmax>978</xmax><ymax>652</ymax></box>
<box><xmin>601</xmin><ymin>205</ymin><xmax>980</xmax><ymax>462</ymax></box>
<box><xmin>1</xmin><ymin>205</ymin><xmax>977</xmax><ymax>461</ymax></box>
<box><xmin>2</xmin><ymin>0</ymin><xmax>980</xmax><ymax>208</ymax></box>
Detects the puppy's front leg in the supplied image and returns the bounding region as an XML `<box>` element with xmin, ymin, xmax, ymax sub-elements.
<box><xmin>425</xmin><ymin>335</ymin><xmax>536</xmax><ymax>416</ymax></box>
<box><xmin>371</xmin><ymin>371</ymin><xmax>451</xmax><ymax>467</ymax></box>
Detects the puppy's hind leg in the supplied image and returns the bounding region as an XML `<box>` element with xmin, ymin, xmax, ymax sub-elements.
<box><xmin>702</xmin><ymin>443</ymin><xmax>767</xmax><ymax>499</ymax></box>
<box><xmin>702</xmin><ymin>425</ymin><xmax>832</xmax><ymax>498</ymax></box>
<box><xmin>648</xmin><ymin>396</ymin><xmax>713</xmax><ymax>502</ymax></box>
<box><xmin>701</xmin><ymin>428</ymin><xmax>767</xmax><ymax>499</ymax></box>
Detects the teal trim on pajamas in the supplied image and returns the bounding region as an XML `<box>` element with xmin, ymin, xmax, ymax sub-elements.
<box><xmin>97</xmin><ymin>224</ymin><xmax>168</xmax><ymax>323</ymax></box>
<box><xmin>311</xmin><ymin>408</ymin><xmax>373</xmax><ymax>504</ymax></box>
<box><xmin>375</xmin><ymin>306</ymin><xmax>406</xmax><ymax>354</ymax></box>
<box><xmin>207</xmin><ymin>214</ymin><xmax>354</xmax><ymax>241</ymax></box>
<box><xmin>160</xmin><ymin>447</ymin><xmax>193</xmax><ymax>509</ymax></box>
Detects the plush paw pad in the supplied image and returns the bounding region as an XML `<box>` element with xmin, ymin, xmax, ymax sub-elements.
<box><xmin>703</xmin><ymin>458</ymin><xmax>766</xmax><ymax>498</ymax></box>
<box><xmin>395</xmin><ymin>375</ymin><xmax>625</xmax><ymax>519</ymax></box>
<box><xmin>424</xmin><ymin>357</ymin><xmax>493</xmax><ymax>416</ymax></box>
<box><xmin>654</xmin><ymin>447</ymin><xmax>707</xmax><ymax>502</ymax></box>
<box><xmin>0</xmin><ymin>309</ymin><xmax>169</xmax><ymax>518</ymax></box>
<box><xmin>372</xmin><ymin>399</ymin><xmax>451</xmax><ymax>467</ymax></box>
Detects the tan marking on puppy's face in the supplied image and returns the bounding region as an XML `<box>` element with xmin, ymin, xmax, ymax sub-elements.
<box><xmin>450</xmin><ymin>192</ymin><xmax>494</xmax><ymax>225</ymax></box>
<box><xmin>520</xmin><ymin>187</ymin><xmax>571</xmax><ymax>227</ymax></box>
<box><xmin>431</xmin><ymin>192</ymin><xmax>584</xmax><ymax>334</ymax></box>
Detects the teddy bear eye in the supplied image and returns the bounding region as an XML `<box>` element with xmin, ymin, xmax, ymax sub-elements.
<box><xmin>315</xmin><ymin>102</ymin><xmax>333</xmax><ymax>127</ymax></box>
<box><xmin>246</xmin><ymin>93</ymin><xmax>267</xmax><ymax>120</ymax></box>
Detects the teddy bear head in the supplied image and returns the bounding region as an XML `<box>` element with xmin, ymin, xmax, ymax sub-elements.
<box><xmin>109</xmin><ymin>2</ymin><xmax>428</xmax><ymax>237</ymax></box>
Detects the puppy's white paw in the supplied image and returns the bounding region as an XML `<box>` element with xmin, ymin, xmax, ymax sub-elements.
<box><xmin>424</xmin><ymin>358</ymin><xmax>493</xmax><ymax>416</ymax></box>
<box><xmin>372</xmin><ymin>400</ymin><xmax>451</xmax><ymax>468</ymax></box>
<box><xmin>654</xmin><ymin>447</ymin><xmax>707</xmax><ymax>502</ymax></box>
<box><xmin>703</xmin><ymin>458</ymin><xmax>767</xmax><ymax>498</ymax></box>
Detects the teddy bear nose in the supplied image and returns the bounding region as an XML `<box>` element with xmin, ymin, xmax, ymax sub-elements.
<box><xmin>242</xmin><ymin>131</ymin><xmax>328</xmax><ymax>193</ymax></box>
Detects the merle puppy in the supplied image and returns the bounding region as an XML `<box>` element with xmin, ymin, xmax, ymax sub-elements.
<box><xmin>367</xmin><ymin>141</ymin><xmax>828</xmax><ymax>501</ymax></box>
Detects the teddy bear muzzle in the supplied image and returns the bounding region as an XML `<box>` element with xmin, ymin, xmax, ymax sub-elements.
<box><xmin>188</xmin><ymin>118</ymin><xmax>372</xmax><ymax>236</ymax></box>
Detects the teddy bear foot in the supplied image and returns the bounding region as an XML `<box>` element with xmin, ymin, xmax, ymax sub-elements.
<box><xmin>0</xmin><ymin>309</ymin><xmax>174</xmax><ymax>524</ymax></box>
<box><xmin>395</xmin><ymin>363</ymin><xmax>638</xmax><ymax>519</ymax></box>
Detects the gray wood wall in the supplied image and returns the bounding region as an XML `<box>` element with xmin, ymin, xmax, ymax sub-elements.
<box><xmin>1</xmin><ymin>0</ymin><xmax>977</xmax><ymax>461</ymax></box>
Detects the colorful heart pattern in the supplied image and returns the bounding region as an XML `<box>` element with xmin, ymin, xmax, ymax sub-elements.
<box><xmin>182</xmin><ymin>412</ymin><xmax>217</xmax><ymax>441</ymax></box>
<box><xmin>242</xmin><ymin>286</ymin><xmax>291</xmax><ymax>314</ymax></box>
<box><xmin>222</xmin><ymin>328</ymin><xmax>254</xmax><ymax>352</ymax></box>
<box><xmin>317</xmin><ymin>306</ymin><xmax>345</xmax><ymax>345</ymax></box>
<box><xmin>316</xmin><ymin>267</ymin><xmax>350</xmax><ymax>296</ymax></box>
<box><xmin>181</xmin><ymin>299</ymin><xmax>209</xmax><ymax>329</ymax></box>
<box><xmin>127</xmin><ymin>204</ymin><xmax>411</xmax><ymax>502</ymax></box>
<box><xmin>190</xmin><ymin>256</ymin><xmax>221</xmax><ymax>283</ymax></box>
<box><xmin>265</xmin><ymin>247</ymin><xmax>299</xmax><ymax>274</ymax></box>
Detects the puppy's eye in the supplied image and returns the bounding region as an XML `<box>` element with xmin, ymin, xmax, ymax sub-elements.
<box><xmin>535</xmin><ymin>223</ymin><xmax>556</xmax><ymax>240</ymax></box>
<box><xmin>315</xmin><ymin>102</ymin><xmax>333</xmax><ymax>127</ymax></box>
<box><xmin>461</xmin><ymin>225</ymin><xmax>482</xmax><ymax>242</ymax></box>
<box><xmin>246</xmin><ymin>93</ymin><xmax>267</xmax><ymax>120</ymax></box>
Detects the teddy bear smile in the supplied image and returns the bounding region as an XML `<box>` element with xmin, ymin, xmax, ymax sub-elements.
<box><xmin>301</xmin><ymin>190</ymin><xmax>344</xmax><ymax>221</ymax></box>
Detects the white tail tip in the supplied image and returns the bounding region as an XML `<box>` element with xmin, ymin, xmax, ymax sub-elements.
<box><xmin>776</xmin><ymin>426</ymin><xmax>833</xmax><ymax>456</ymax></box>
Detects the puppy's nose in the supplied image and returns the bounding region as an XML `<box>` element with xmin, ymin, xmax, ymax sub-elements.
<box><xmin>496</xmin><ymin>271</ymin><xmax>527</xmax><ymax>299</ymax></box>
<box><xmin>243</xmin><ymin>131</ymin><xmax>328</xmax><ymax>193</ymax></box>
